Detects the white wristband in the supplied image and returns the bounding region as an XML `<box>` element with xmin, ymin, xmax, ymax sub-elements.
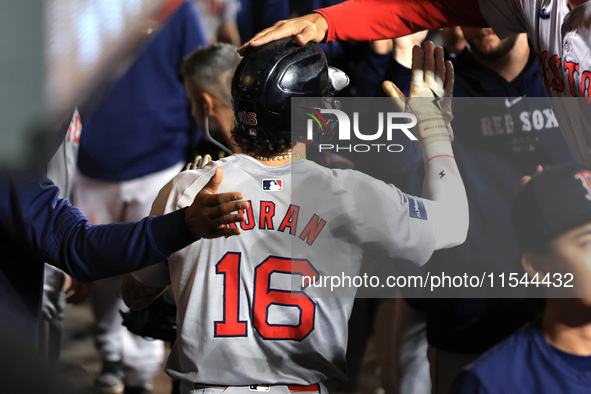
<box><xmin>418</xmin><ymin>119</ymin><xmax>454</xmax><ymax>142</ymax></box>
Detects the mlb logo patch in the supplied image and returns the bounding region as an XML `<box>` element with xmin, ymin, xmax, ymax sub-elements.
<box><xmin>249</xmin><ymin>128</ymin><xmax>257</xmax><ymax>136</ymax></box>
<box><xmin>249</xmin><ymin>385</ymin><xmax>270</xmax><ymax>392</ymax></box>
<box><xmin>262</xmin><ymin>179</ymin><xmax>283</xmax><ymax>191</ymax></box>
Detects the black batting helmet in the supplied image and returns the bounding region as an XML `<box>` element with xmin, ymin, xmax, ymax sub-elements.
<box><xmin>231</xmin><ymin>37</ymin><xmax>348</xmax><ymax>141</ymax></box>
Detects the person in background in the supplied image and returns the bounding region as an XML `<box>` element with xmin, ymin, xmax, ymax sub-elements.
<box><xmin>193</xmin><ymin>0</ymin><xmax>242</xmax><ymax>46</ymax></box>
<box><xmin>450</xmin><ymin>162</ymin><xmax>591</xmax><ymax>394</ymax></box>
<box><xmin>441</xmin><ymin>27</ymin><xmax>468</xmax><ymax>56</ymax></box>
<box><xmin>236</xmin><ymin>0</ymin><xmax>288</xmax><ymax>46</ymax></box>
<box><xmin>380</xmin><ymin>27</ymin><xmax>574</xmax><ymax>393</ymax></box>
<box><xmin>73</xmin><ymin>2</ymin><xmax>209</xmax><ymax>393</ymax></box>
<box><xmin>183</xmin><ymin>43</ymin><xmax>243</xmax><ymax>160</ymax></box>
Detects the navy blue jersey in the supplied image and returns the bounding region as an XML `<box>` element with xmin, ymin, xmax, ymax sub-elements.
<box><xmin>450</xmin><ymin>323</ymin><xmax>591</xmax><ymax>393</ymax></box>
<box><xmin>378</xmin><ymin>45</ymin><xmax>574</xmax><ymax>353</ymax></box>
<box><xmin>77</xmin><ymin>1</ymin><xmax>208</xmax><ymax>181</ymax></box>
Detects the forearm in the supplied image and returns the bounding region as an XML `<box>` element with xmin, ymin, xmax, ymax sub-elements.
<box><xmin>0</xmin><ymin>174</ymin><xmax>195</xmax><ymax>281</ymax></box>
<box><xmin>422</xmin><ymin>153</ymin><xmax>469</xmax><ymax>250</ymax></box>
<box><xmin>218</xmin><ymin>22</ymin><xmax>241</xmax><ymax>47</ymax></box>
<box><xmin>316</xmin><ymin>0</ymin><xmax>488</xmax><ymax>42</ymax></box>
<box><xmin>383</xmin><ymin>40</ymin><xmax>468</xmax><ymax>249</ymax></box>
<box><xmin>121</xmin><ymin>273</ymin><xmax>168</xmax><ymax>310</ymax></box>
<box><xmin>57</xmin><ymin>211</ymin><xmax>193</xmax><ymax>280</ymax></box>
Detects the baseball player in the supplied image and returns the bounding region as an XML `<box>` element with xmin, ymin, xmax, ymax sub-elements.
<box><xmin>449</xmin><ymin>162</ymin><xmax>591</xmax><ymax>393</ymax></box>
<box><xmin>240</xmin><ymin>0</ymin><xmax>591</xmax><ymax>166</ymax></box>
<box><xmin>121</xmin><ymin>38</ymin><xmax>468</xmax><ymax>392</ymax></box>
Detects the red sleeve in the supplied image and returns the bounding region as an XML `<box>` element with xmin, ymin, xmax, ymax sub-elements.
<box><xmin>315</xmin><ymin>0</ymin><xmax>489</xmax><ymax>42</ymax></box>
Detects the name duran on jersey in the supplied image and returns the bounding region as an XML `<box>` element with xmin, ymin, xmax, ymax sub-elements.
<box><xmin>225</xmin><ymin>201</ymin><xmax>327</xmax><ymax>245</ymax></box>
<box><xmin>538</xmin><ymin>51</ymin><xmax>591</xmax><ymax>103</ymax></box>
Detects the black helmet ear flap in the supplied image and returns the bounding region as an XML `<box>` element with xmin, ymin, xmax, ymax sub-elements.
<box><xmin>328</xmin><ymin>66</ymin><xmax>349</xmax><ymax>94</ymax></box>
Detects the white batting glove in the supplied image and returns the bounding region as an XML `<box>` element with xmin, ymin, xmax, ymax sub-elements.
<box><xmin>383</xmin><ymin>41</ymin><xmax>455</xmax><ymax>161</ymax></box>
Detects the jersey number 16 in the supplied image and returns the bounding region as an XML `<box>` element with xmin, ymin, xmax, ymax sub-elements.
<box><xmin>214</xmin><ymin>252</ymin><xmax>318</xmax><ymax>341</ymax></box>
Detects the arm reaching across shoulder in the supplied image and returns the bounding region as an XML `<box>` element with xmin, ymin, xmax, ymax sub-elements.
<box><xmin>0</xmin><ymin>168</ymin><xmax>246</xmax><ymax>281</ymax></box>
<box><xmin>383</xmin><ymin>42</ymin><xmax>468</xmax><ymax>250</ymax></box>
<box><xmin>239</xmin><ymin>0</ymin><xmax>487</xmax><ymax>54</ymax></box>
<box><xmin>122</xmin><ymin>167</ymin><xmax>248</xmax><ymax>309</ymax></box>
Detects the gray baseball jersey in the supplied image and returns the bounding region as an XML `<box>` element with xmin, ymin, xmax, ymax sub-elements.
<box><xmin>478</xmin><ymin>0</ymin><xmax>591</xmax><ymax>164</ymax></box>
<box><xmin>133</xmin><ymin>154</ymin><xmax>438</xmax><ymax>385</ymax></box>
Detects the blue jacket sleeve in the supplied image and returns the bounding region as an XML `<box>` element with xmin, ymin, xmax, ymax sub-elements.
<box><xmin>0</xmin><ymin>173</ymin><xmax>195</xmax><ymax>281</ymax></box>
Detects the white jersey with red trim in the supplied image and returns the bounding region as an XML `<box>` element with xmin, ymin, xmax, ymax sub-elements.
<box><xmin>133</xmin><ymin>154</ymin><xmax>439</xmax><ymax>386</ymax></box>
<box><xmin>478</xmin><ymin>0</ymin><xmax>591</xmax><ymax>164</ymax></box>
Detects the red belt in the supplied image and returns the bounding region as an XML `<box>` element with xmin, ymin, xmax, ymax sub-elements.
<box><xmin>287</xmin><ymin>384</ymin><xmax>320</xmax><ymax>392</ymax></box>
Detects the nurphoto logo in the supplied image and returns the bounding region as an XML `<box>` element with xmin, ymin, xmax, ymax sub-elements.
<box><xmin>302</xmin><ymin>101</ymin><xmax>418</xmax><ymax>154</ymax></box>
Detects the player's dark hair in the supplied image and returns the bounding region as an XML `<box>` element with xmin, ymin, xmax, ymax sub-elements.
<box><xmin>231</xmin><ymin>127</ymin><xmax>294</xmax><ymax>157</ymax></box>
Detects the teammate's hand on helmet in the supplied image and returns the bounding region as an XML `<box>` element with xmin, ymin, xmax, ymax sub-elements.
<box><xmin>238</xmin><ymin>13</ymin><xmax>328</xmax><ymax>55</ymax></box>
<box><xmin>184</xmin><ymin>154</ymin><xmax>212</xmax><ymax>171</ymax></box>
<box><xmin>185</xmin><ymin>167</ymin><xmax>247</xmax><ymax>239</ymax></box>
<box><xmin>383</xmin><ymin>41</ymin><xmax>454</xmax><ymax>159</ymax></box>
